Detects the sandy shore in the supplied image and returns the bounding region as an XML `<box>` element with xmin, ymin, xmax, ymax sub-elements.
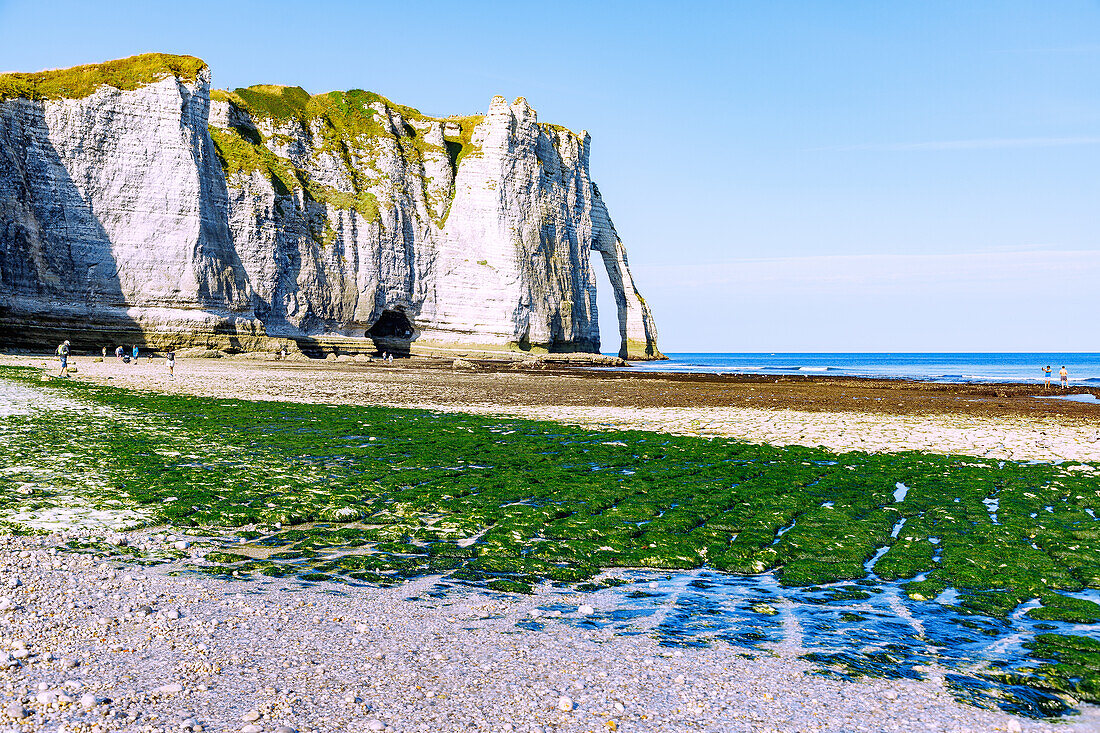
<box><xmin>10</xmin><ymin>354</ymin><xmax>1099</xmax><ymax>463</ymax></box>
<box><xmin>3</xmin><ymin>354</ymin><xmax>1100</xmax><ymax>732</ymax></box>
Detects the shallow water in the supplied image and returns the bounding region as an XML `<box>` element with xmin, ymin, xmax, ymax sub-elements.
<box><xmin>607</xmin><ymin>352</ymin><xmax>1100</xmax><ymax>385</ymax></box>
<box><xmin>1035</xmin><ymin>394</ymin><xmax>1100</xmax><ymax>404</ymax></box>
<box><xmin>386</xmin><ymin>565</ymin><xmax>1100</xmax><ymax>717</ymax></box>
<box><xmin>499</xmin><ymin>570</ymin><xmax>1100</xmax><ymax>718</ymax></box>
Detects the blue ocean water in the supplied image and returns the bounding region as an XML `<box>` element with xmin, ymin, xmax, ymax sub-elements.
<box><xmin>616</xmin><ymin>353</ymin><xmax>1100</xmax><ymax>385</ymax></box>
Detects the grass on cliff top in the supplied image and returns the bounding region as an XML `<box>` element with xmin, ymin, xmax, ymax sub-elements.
<box><xmin>206</xmin><ymin>83</ymin><xmax>588</xmax><ymax>230</ymax></box>
<box><xmin>209</xmin><ymin>84</ymin><xmax>483</xmax><ymax>228</ymax></box>
<box><xmin>0</xmin><ymin>53</ymin><xmax>206</xmax><ymax>102</ymax></box>
<box><xmin>211</xmin><ymin>84</ymin><xmax>485</xmax><ymax>144</ymax></box>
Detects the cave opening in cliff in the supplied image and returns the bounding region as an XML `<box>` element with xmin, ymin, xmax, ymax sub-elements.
<box><xmin>367</xmin><ymin>309</ymin><xmax>415</xmax><ymax>355</ymax></box>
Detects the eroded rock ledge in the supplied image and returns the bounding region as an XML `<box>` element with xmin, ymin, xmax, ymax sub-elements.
<box><xmin>0</xmin><ymin>54</ymin><xmax>663</xmax><ymax>360</ymax></box>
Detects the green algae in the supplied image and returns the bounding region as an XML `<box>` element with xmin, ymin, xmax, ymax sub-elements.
<box><xmin>984</xmin><ymin>634</ymin><xmax>1100</xmax><ymax>704</ymax></box>
<box><xmin>5</xmin><ymin>357</ymin><xmax>1100</xmax><ymax>714</ymax></box>
<box><xmin>1026</xmin><ymin>594</ymin><xmax>1100</xmax><ymax>624</ymax></box>
<box><xmin>2</xmin><ymin>366</ymin><xmax>1099</xmax><ymax>608</ymax></box>
<box><xmin>0</xmin><ymin>53</ymin><xmax>206</xmax><ymax>102</ymax></box>
<box><xmin>5</xmin><ymin>368</ymin><xmax>1091</xmax><ymax>716</ymax></box>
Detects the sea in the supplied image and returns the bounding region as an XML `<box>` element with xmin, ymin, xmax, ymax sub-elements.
<box><xmin>615</xmin><ymin>352</ymin><xmax>1100</xmax><ymax>385</ymax></box>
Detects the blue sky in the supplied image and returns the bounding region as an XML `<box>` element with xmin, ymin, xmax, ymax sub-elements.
<box><xmin>2</xmin><ymin>0</ymin><xmax>1097</xmax><ymax>352</ymax></box>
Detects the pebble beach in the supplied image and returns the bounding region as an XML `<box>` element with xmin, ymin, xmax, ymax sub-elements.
<box><xmin>2</xmin><ymin>354</ymin><xmax>1099</xmax><ymax>732</ymax></box>
<box><xmin>2</xmin><ymin>533</ymin><xmax>1090</xmax><ymax>733</ymax></box>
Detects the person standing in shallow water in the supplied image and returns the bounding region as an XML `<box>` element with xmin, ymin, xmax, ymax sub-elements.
<box><xmin>1060</xmin><ymin>365</ymin><xmax>1069</xmax><ymax>389</ymax></box>
<box><xmin>1043</xmin><ymin>365</ymin><xmax>1052</xmax><ymax>389</ymax></box>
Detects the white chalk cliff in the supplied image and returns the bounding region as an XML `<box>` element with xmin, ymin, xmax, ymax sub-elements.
<box><xmin>0</xmin><ymin>54</ymin><xmax>662</xmax><ymax>359</ymax></box>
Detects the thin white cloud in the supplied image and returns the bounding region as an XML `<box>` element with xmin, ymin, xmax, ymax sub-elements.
<box><xmin>819</xmin><ymin>137</ymin><xmax>1100</xmax><ymax>152</ymax></box>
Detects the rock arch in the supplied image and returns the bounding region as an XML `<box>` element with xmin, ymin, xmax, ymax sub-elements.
<box><xmin>590</xmin><ymin>192</ymin><xmax>664</xmax><ymax>361</ymax></box>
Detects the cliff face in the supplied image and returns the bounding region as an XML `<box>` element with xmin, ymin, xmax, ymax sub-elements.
<box><xmin>0</xmin><ymin>54</ymin><xmax>662</xmax><ymax>359</ymax></box>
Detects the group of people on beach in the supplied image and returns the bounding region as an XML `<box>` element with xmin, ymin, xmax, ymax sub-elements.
<box><xmin>56</xmin><ymin>342</ymin><xmax>175</xmax><ymax>377</ymax></box>
<box><xmin>1043</xmin><ymin>365</ymin><xmax>1069</xmax><ymax>389</ymax></box>
<box><xmin>109</xmin><ymin>344</ymin><xmax>144</xmax><ymax>363</ymax></box>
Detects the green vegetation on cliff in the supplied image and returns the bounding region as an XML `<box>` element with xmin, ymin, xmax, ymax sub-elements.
<box><xmin>208</xmin><ymin>125</ymin><xmax>381</xmax><ymax>224</ymax></box>
<box><xmin>209</xmin><ymin>84</ymin><xmax>483</xmax><ymax>228</ymax></box>
<box><xmin>0</xmin><ymin>53</ymin><xmax>584</xmax><ymax>235</ymax></box>
<box><xmin>0</xmin><ymin>53</ymin><xmax>206</xmax><ymax>102</ymax></box>
<box><xmin>208</xmin><ymin>126</ymin><xmax>299</xmax><ymax>196</ymax></box>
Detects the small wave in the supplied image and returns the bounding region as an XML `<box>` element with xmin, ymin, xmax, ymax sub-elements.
<box><xmin>797</xmin><ymin>366</ymin><xmax>830</xmax><ymax>372</ymax></box>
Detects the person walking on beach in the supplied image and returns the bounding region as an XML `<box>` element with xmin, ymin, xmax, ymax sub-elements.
<box><xmin>101</xmin><ymin>346</ymin><xmax>107</xmax><ymax>359</ymax></box>
<box><xmin>131</xmin><ymin>345</ymin><xmax>139</xmax><ymax>363</ymax></box>
<box><xmin>166</xmin><ymin>349</ymin><xmax>175</xmax><ymax>378</ymax></box>
<box><xmin>1060</xmin><ymin>366</ymin><xmax>1069</xmax><ymax>389</ymax></box>
<box><xmin>56</xmin><ymin>340</ymin><xmax>70</xmax><ymax>378</ymax></box>
<box><xmin>114</xmin><ymin>345</ymin><xmax>123</xmax><ymax>361</ymax></box>
<box><xmin>1043</xmin><ymin>365</ymin><xmax>1052</xmax><ymax>389</ymax></box>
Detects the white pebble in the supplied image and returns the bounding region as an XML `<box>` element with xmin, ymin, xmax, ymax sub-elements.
<box><xmin>557</xmin><ymin>695</ymin><xmax>574</xmax><ymax>711</ymax></box>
